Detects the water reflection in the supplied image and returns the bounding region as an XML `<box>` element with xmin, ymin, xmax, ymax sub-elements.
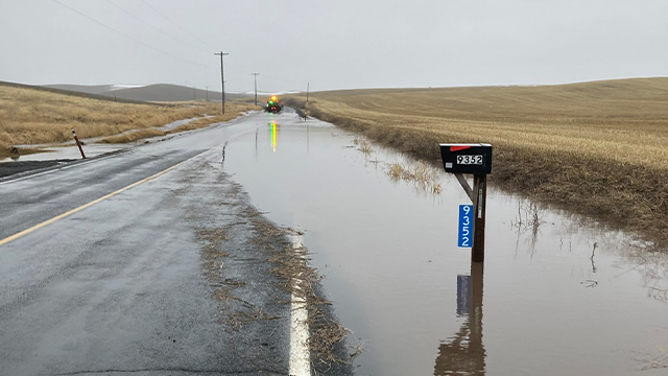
<box><xmin>511</xmin><ymin>200</ymin><xmax>545</xmax><ymax>258</ymax></box>
<box><xmin>435</xmin><ymin>263</ymin><xmax>486</xmax><ymax>376</ymax></box>
<box><xmin>590</xmin><ymin>242</ymin><xmax>598</xmax><ymax>274</ymax></box>
<box><xmin>615</xmin><ymin>245</ymin><xmax>668</xmax><ymax>304</ymax></box>
<box><xmin>269</xmin><ymin>121</ymin><xmax>278</xmax><ymax>152</ymax></box>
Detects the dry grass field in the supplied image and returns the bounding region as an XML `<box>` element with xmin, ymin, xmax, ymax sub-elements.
<box><xmin>0</xmin><ymin>83</ymin><xmax>257</xmax><ymax>156</ymax></box>
<box><xmin>285</xmin><ymin>78</ymin><xmax>668</xmax><ymax>246</ymax></box>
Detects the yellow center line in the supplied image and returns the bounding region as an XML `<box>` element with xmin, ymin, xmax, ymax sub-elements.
<box><xmin>0</xmin><ymin>158</ymin><xmax>191</xmax><ymax>247</ymax></box>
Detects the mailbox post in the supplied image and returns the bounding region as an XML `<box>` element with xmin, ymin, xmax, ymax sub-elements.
<box><xmin>440</xmin><ymin>143</ymin><xmax>492</xmax><ymax>263</ymax></box>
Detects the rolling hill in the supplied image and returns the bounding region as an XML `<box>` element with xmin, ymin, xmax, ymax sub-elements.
<box><xmin>44</xmin><ymin>83</ymin><xmax>251</xmax><ymax>103</ymax></box>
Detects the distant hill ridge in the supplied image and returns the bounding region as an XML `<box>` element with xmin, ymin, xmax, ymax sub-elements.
<box><xmin>6</xmin><ymin>77</ymin><xmax>668</xmax><ymax>104</ymax></box>
<box><xmin>44</xmin><ymin>83</ymin><xmax>250</xmax><ymax>102</ymax></box>
<box><xmin>43</xmin><ymin>84</ymin><xmax>117</xmax><ymax>95</ymax></box>
<box><xmin>0</xmin><ymin>81</ymin><xmax>149</xmax><ymax>105</ymax></box>
<box><xmin>309</xmin><ymin>76</ymin><xmax>668</xmax><ymax>99</ymax></box>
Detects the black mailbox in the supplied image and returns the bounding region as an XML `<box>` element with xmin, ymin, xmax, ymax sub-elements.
<box><xmin>439</xmin><ymin>143</ymin><xmax>492</xmax><ymax>174</ymax></box>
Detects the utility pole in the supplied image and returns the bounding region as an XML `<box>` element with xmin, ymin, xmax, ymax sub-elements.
<box><xmin>193</xmin><ymin>86</ymin><xmax>196</xmax><ymax>101</ymax></box>
<box><xmin>214</xmin><ymin>51</ymin><xmax>229</xmax><ymax>114</ymax></box>
<box><xmin>251</xmin><ymin>72</ymin><xmax>260</xmax><ymax>106</ymax></box>
<box><xmin>306</xmin><ymin>82</ymin><xmax>310</xmax><ymax>103</ymax></box>
<box><xmin>205</xmin><ymin>86</ymin><xmax>209</xmax><ymax>102</ymax></box>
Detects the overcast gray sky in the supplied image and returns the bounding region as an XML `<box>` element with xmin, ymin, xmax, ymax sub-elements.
<box><xmin>1</xmin><ymin>0</ymin><xmax>667</xmax><ymax>93</ymax></box>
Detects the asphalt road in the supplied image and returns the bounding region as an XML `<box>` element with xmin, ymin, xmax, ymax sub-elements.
<box><xmin>0</xmin><ymin>112</ymin><xmax>351</xmax><ymax>376</ymax></box>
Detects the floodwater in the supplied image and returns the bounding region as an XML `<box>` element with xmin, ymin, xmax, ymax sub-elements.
<box><xmin>0</xmin><ymin>144</ymin><xmax>127</xmax><ymax>163</ymax></box>
<box><xmin>224</xmin><ymin>111</ymin><xmax>667</xmax><ymax>375</ymax></box>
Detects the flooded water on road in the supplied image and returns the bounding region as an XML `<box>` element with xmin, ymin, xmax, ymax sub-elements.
<box><xmin>223</xmin><ymin>111</ymin><xmax>667</xmax><ymax>376</ymax></box>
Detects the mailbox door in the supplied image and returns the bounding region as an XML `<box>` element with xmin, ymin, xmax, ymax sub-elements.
<box><xmin>440</xmin><ymin>144</ymin><xmax>492</xmax><ymax>174</ymax></box>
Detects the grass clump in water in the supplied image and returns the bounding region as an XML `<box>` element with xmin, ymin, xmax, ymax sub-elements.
<box><xmin>386</xmin><ymin>161</ymin><xmax>442</xmax><ymax>194</ymax></box>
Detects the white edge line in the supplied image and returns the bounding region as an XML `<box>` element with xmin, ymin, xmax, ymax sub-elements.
<box><xmin>289</xmin><ymin>236</ymin><xmax>311</xmax><ymax>376</ymax></box>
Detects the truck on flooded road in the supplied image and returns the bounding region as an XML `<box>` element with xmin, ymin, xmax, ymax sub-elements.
<box><xmin>264</xmin><ymin>95</ymin><xmax>283</xmax><ymax>114</ymax></box>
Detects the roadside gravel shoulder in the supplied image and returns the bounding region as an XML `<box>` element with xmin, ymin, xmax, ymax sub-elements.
<box><xmin>176</xmin><ymin>156</ymin><xmax>354</xmax><ymax>375</ymax></box>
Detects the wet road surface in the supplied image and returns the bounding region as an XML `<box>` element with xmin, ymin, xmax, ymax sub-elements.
<box><xmin>222</xmin><ymin>111</ymin><xmax>668</xmax><ymax>376</ymax></box>
<box><xmin>0</xmin><ymin>114</ymin><xmax>352</xmax><ymax>376</ymax></box>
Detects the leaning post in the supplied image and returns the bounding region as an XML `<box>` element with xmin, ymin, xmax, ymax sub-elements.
<box><xmin>71</xmin><ymin>128</ymin><xmax>86</xmax><ymax>159</ymax></box>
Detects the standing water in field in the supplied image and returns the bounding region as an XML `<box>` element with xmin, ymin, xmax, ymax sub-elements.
<box><xmin>221</xmin><ymin>111</ymin><xmax>667</xmax><ymax>376</ymax></box>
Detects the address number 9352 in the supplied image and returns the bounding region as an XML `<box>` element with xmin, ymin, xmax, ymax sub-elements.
<box><xmin>456</xmin><ymin>155</ymin><xmax>483</xmax><ymax>165</ymax></box>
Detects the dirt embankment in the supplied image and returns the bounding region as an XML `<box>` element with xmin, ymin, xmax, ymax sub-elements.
<box><xmin>283</xmin><ymin>82</ymin><xmax>668</xmax><ymax>249</ymax></box>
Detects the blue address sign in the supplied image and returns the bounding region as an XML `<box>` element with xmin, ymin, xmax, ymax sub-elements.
<box><xmin>458</xmin><ymin>204</ymin><xmax>473</xmax><ymax>248</ymax></box>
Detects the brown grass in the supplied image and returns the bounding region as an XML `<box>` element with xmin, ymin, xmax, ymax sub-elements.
<box><xmin>96</xmin><ymin>128</ymin><xmax>166</xmax><ymax>144</ymax></box>
<box><xmin>285</xmin><ymin>78</ymin><xmax>668</xmax><ymax>247</ymax></box>
<box><xmin>0</xmin><ymin>84</ymin><xmax>258</xmax><ymax>156</ymax></box>
<box><xmin>248</xmin><ymin>217</ymin><xmax>350</xmax><ymax>370</ymax></box>
<box><xmin>167</xmin><ymin>109</ymin><xmax>256</xmax><ymax>134</ymax></box>
<box><xmin>96</xmin><ymin>105</ymin><xmax>258</xmax><ymax>144</ymax></box>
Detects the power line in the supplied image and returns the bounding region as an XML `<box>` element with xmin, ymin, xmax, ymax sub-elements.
<box><xmin>262</xmin><ymin>74</ymin><xmax>307</xmax><ymax>85</ymax></box>
<box><xmin>140</xmin><ymin>0</ymin><xmax>216</xmax><ymax>51</ymax></box>
<box><xmin>106</xmin><ymin>0</ymin><xmax>211</xmax><ymax>54</ymax></box>
<box><xmin>52</xmin><ymin>0</ymin><xmax>214</xmax><ymax>69</ymax></box>
<box><xmin>223</xmin><ymin>58</ymin><xmax>306</xmax><ymax>89</ymax></box>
